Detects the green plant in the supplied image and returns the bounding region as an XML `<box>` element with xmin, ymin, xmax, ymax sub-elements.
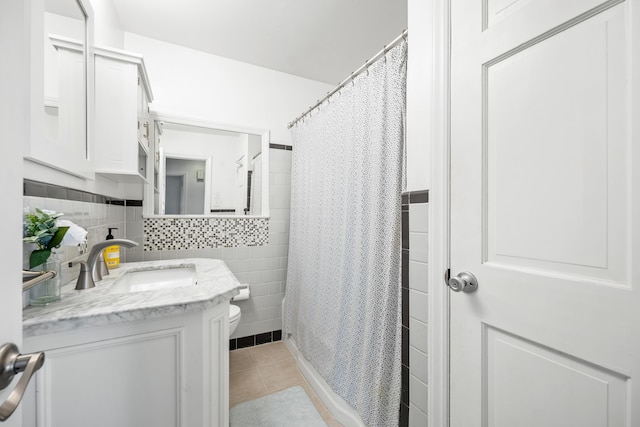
<box><xmin>23</xmin><ymin>208</ymin><xmax>69</xmax><ymax>269</ymax></box>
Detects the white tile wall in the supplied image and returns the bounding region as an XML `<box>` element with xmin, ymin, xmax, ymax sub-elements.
<box><xmin>409</xmin><ymin>289</ymin><xmax>428</xmax><ymax>324</ymax></box>
<box><xmin>409</xmin><ymin>231</ymin><xmax>429</xmax><ymax>263</ymax></box>
<box><xmin>409</xmin><ymin>346</ymin><xmax>428</xmax><ymax>384</ymax></box>
<box><xmin>409</xmin><ymin>403</ymin><xmax>429</xmax><ymax>426</ymax></box>
<box><xmin>22</xmin><ymin>196</ymin><xmax>126</xmax><ymax>307</ymax></box>
<box><xmin>409</xmin><ymin>260</ymin><xmax>429</xmax><ymax>293</ymax></box>
<box><xmin>409</xmin><ymin>318</ymin><xmax>428</xmax><ymax>354</ymax></box>
<box><xmin>231</xmin><ymin>149</ymin><xmax>291</xmax><ymax>338</ymax></box>
<box><xmin>410</xmin><ymin>374</ymin><xmax>429</xmax><ymax>414</ymax></box>
<box><xmin>410</xmin><ymin>203</ymin><xmax>429</xmax><ymax>233</ymax></box>
<box><xmin>122</xmin><ymin>206</ymin><xmax>144</xmax><ymax>263</ymax></box>
<box><xmin>408</xmin><ymin>201</ymin><xmax>429</xmax><ymax>427</ymax></box>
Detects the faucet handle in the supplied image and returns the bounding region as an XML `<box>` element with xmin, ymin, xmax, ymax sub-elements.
<box><xmin>96</xmin><ymin>252</ymin><xmax>109</xmax><ymax>281</ymax></box>
<box><xmin>69</xmin><ymin>260</ymin><xmax>95</xmax><ymax>290</ymax></box>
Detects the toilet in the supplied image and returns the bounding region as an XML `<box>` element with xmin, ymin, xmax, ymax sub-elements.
<box><xmin>229</xmin><ymin>287</ymin><xmax>249</xmax><ymax>336</ymax></box>
<box><xmin>229</xmin><ymin>304</ymin><xmax>241</xmax><ymax>335</ymax></box>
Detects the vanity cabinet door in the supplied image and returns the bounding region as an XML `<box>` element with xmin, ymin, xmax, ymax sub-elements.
<box><xmin>21</xmin><ymin>303</ymin><xmax>229</xmax><ymax>427</ymax></box>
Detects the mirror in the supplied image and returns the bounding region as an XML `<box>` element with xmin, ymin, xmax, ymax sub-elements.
<box><xmin>149</xmin><ymin>116</ymin><xmax>270</xmax><ymax>217</ymax></box>
<box><xmin>26</xmin><ymin>0</ymin><xmax>93</xmax><ymax>178</ymax></box>
<box><xmin>44</xmin><ymin>0</ymin><xmax>87</xmax><ymax>156</ymax></box>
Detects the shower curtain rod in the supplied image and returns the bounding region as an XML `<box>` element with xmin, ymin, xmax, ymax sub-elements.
<box><xmin>287</xmin><ymin>29</ymin><xmax>408</xmax><ymax>129</ymax></box>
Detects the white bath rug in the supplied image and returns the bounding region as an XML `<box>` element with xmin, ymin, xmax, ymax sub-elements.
<box><xmin>230</xmin><ymin>386</ymin><xmax>327</xmax><ymax>427</ymax></box>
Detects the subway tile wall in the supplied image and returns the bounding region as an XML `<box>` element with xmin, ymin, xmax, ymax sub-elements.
<box><xmin>22</xmin><ymin>190</ymin><xmax>126</xmax><ymax>307</ymax></box>
<box><xmin>401</xmin><ymin>190</ymin><xmax>429</xmax><ymax>427</ymax></box>
<box><xmin>124</xmin><ymin>147</ymin><xmax>292</xmax><ymax>339</ymax></box>
<box><xmin>409</xmin><ymin>199</ymin><xmax>429</xmax><ymax>426</ymax></box>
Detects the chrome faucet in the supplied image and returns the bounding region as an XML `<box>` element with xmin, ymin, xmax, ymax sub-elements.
<box><xmin>86</xmin><ymin>239</ymin><xmax>139</xmax><ymax>283</ymax></box>
<box><xmin>70</xmin><ymin>239</ymin><xmax>139</xmax><ymax>290</ymax></box>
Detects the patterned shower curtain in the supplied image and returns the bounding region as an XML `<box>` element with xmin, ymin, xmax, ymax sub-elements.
<box><xmin>285</xmin><ymin>41</ymin><xmax>407</xmax><ymax>427</ymax></box>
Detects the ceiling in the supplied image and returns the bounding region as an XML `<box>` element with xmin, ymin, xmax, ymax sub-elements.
<box><xmin>110</xmin><ymin>0</ymin><xmax>407</xmax><ymax>85</ymax></box>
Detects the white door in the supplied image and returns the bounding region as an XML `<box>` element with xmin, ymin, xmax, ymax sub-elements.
<box><xmin>0</xmin><ymin>1</ymin><xmax>30</xmax><ymax>426</ymax></box>
<box><xmin>450</xmin><ymin>0</ymin><xmax>639</xmax><ymax>426</ymax></box>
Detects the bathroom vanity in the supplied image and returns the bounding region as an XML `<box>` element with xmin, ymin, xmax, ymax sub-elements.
<box><xmin>21</xmin><ymin>259</ymin><xmax>240</xmax><ymax>427</ymax></box>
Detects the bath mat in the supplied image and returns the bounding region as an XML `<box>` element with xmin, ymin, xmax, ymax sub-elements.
<box><xmin>230</xmin><ymin>386</ymin><xmax>327</xmax><ymax>427</ymax></box>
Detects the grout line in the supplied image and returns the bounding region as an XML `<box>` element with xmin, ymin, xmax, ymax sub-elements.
<box><xmin>253</xmin><ymin>366</ymin><xmax>269</xmax><ymax>393</ymax></box>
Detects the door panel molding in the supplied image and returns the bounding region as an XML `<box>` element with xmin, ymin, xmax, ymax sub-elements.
<box><xmin>481</xmin><ymin>4</ymin><xmax>629</xmax><ymax>285</ymax></box>
<box><xmin>481</xmin><ymin>0</ymin><xmax>625</xmax><ymax>63</ymax></box>
<box><xmin>482</xmin><ymin>324</ymin><xmax>629</xmax><ymax>426</ymax></box>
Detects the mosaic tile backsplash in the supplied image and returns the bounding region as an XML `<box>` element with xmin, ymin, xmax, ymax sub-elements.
<box><xmin>144</xmin><ymin>217</ymin><xmax>269</xmax><ymax>251</ymax></box>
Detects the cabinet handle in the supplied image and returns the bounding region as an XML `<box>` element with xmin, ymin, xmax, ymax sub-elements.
<box><xmin>0</xmin><ymin>343</ymin><xmax>45</xmax><ymax>421</ymax></box>
<box><xmin>144</xmin><ymin>122</ymin><xmax>149</xmax><ymax>140</ymax></box>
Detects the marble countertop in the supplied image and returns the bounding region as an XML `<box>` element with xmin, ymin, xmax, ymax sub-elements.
<box><xmin>23</xmin><ymin>258</ymin><xmax>241</xmax><ymax>337</ymax></box>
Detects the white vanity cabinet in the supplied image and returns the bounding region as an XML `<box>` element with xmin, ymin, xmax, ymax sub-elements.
<box><xmin>94</xmin><ymin>46</ymin><xmax>153</xmax><ymax>182</ymax></box>
<box><xmin>21</xmin><ymin>302</ymin><xmax>229</xmax><ymax>427</ymax></box>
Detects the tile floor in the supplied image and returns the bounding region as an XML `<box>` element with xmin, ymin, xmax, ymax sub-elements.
<box><xmin>229</xmin><ymin>341</ymin><xmax>343</xmax><ymax>427</ymax></box>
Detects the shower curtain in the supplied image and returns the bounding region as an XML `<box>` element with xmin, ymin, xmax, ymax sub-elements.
<box><xmin>285</xmin><ymin>41</ymin><xmax>407</xmax><ymax>427</ymax></box>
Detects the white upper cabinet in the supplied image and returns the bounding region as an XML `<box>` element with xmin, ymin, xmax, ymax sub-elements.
<box><xmin>25</xmin><ymin>0</ymin><xmax>94</xmax><ymax>180</ymax></box>
<box><xmin>137</xmin><ymin>70</ymin><xmax>151</xmax><ymax>149</ymax></box>
<box><xmin>94</xmin><ymin>46</ymin><xmax>153</xmax><ymax>182</ymax></box>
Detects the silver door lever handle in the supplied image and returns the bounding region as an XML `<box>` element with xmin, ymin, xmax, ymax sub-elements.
<box><xmin>0</xmin><ymin>343</ymin><xmax>45</xmax><ymax>422</ymax></box>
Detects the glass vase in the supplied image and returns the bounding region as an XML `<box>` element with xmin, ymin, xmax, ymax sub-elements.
<box><xmin>29</xmin><ymin>254</ymin><xmax>61</xmax><ymax>306</ymax></box>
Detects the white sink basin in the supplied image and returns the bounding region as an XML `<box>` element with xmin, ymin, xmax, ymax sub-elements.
<box><xmin>109</xmin><ymin>266</ymin><xmax>197</xmax><ymax>294</ymax></box>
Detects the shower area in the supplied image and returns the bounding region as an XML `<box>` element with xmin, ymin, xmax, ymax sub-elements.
<box><xmin>284</xmin><ymin>35</ymin><xmax>408</xmax><ymax>427</ymax></box>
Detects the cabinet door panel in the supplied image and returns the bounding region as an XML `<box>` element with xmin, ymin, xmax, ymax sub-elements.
<box><xmin>36</xmin><ymin>329</ymin><xmax>183</xmax><ymax>427</ymax></box>
<box><xmin>94</xmin><ymin>56</ymin><xmax>138</xmax><ymax>173</ymax></box>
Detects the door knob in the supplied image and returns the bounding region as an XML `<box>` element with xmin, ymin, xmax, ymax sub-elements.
<box><xmin>448</xmin><ymin>271</ymin><xmax>478</xmax><ymax>293</ymax></box>
<box><xmin>0</xmin><ymin>343</ymin><xmax>45</xmax><ymax>421</ymax></box>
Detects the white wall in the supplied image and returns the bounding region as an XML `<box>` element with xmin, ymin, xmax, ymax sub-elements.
<box><xmin>406</xmin><ymin>0</ymin><xmax>432</xmax><ymax>191</ymax></box>
<box><xmin>89</xmin><ymin>0</ymin><xmax>124</xmax><ymax>48</ymax></box>
<box><xmin>124</xmin><ymin>33</ymin><xmax>334</xmax><ymax>145</ymax></box>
